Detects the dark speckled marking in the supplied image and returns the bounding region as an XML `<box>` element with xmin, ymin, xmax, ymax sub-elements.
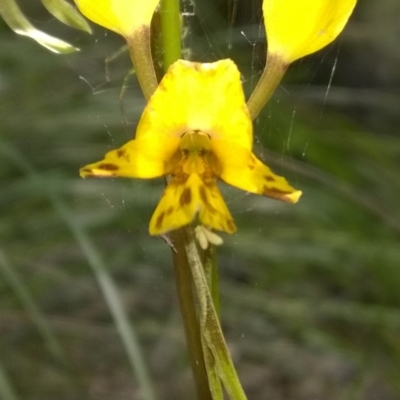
<box><xmin>199</xmin><ymin>186</ymin><xmax>216</xmax><ymax>214</ymax></box>
<box><xmin>248</xmin><ymin>155</ymin><xmax>257</xmax><ymax>170</ymax></box>
<box><xmin>264</xmin><ymin>175</ymin><xmax>275</xmax><ymax>182</ymax></box>
<box><xmin>98</xmin><ymin>163</ymin><xmax>119</xmax><ymax>171</ymax></box>
<box><xmin>180</xmin><ymin>187</ymin><xmax>192</xmax><ymax>206</ymax></box>
<box><xmin>199</xmin><ymin>186</ymin><xmax>208</xmax><ymax>203</ymax></box>
<box><xmin>263</xmin><ymin>186</ymin><xmax>291</xmax><ymax>198</ymax></box>
<box><xmin>166</xmin><ymin>206</ymin><xmax>174</xmax><ymax>215</ymax></box>
<box><xmin>227</xmin><ymin>219</ymin><xmax>236</xmax><ymax>232</ymax></box>
<box><xmin>156</xmin><ymin>212</ymin><xmax>165</xmax><ymax>229</ymax></box>
<box><xmin>117</xmin><ymin>149</ymin><xmax>126</xmax><ymax>157</ymax></box>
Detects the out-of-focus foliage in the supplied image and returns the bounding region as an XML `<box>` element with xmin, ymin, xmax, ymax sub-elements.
<box><xmin>0</xmin><ymin>0</ymin><xmax>400</xmax><ymax>399</ymax></box>
<box><xmin>0</xmin><ymin>0</ymin><xmax>89</xmax><ymax>53</ymax></box>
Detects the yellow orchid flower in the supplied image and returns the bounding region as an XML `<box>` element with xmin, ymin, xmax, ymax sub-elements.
<box><xmin>73</xmin><ymin>0</ymin><xmax>160</xmax><ymax>99</ymax></box>
<box><xmin>73</xmin><ymin>0</ymin><xmax>159</xmax><ymax>38</ymax></box>
<box><xmin>263</xmin><ymin>0</ymin><xmax>357</xmax><ymax>64</ymax></box>
<box><xmin>80</xmin><ymin>60</ymin><xmax>302</xmax><ymax>235</ymax></box>
<box><xmin>248</xmin><ymin>0</ymin><xmax>357</xmax><ymax>119</ymax></box>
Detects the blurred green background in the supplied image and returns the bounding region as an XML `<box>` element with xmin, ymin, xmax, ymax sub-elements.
<box><xmin>1</xmin><ymin>1</ymin><xmax>400</xmax><ymax>399</ymax></box>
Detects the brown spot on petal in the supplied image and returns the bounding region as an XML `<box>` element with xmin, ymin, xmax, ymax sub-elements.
<box><xmin>264</xmin><ymin>175</ymin><xmax>275</xmax><ymax>182</ymax></box>
<box><xmin>117</xmin><ymin>149</ymin><xmax>126</xmax><ymax>157</ymax></box>
<box><xmin>166</xmin><ymin>206</ymin><xmax>174</xmax><ymax>215</ymax></box>
<box><xmin>199</xmin><ymin>186</ymin><xmax>217</xmax><ymax>214</ymax></box>
<box><xmin>180</xmin><ymin>187</ymin><xmax>192</xmax><ymax>206</ymax></box>
<box><xmin>263</xmin><ymin>186</ymin><xmax>293</xmax><ymax>201</ymax></box>
<box><xmin>248</xmin><ymin>155</ymin><xmax>257</xmax><ymax>170</ymax></box>
<box><xmin>227</xmin><ymin>219</ymin><xmax>236</xmax><ymax>232</ymax></box>
<box><xmin>156</xmin><ymin>212</ymin><xmax>165</xmax><ymax>229</ymax></box>
<box><xmin>199</xmin><ymin>186</ymin><xmax>208</xmax><ymax>203</ymax></box>
<box><xmin>263</xmin><ymin>185</ymin><xmax>290</xmax><ymax>195</ymax></box>
<box><xmin>98</xmin><ymin>163</ymin><xmax>119</xmax><ymax>171</ymax></box>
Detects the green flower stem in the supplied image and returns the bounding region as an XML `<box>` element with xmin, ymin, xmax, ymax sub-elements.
<box><xmin>202</xmin><ymin>344</ymin><xmax>223</xmax><ymax>400</ymax></box>
<box><xmin>170</xmin><ymin>229</ymin><xmax>213</xmax><ymax>400</ymax></box>
<box><xmin>246</xmin><ymin>53</ymin><xmax>289</xmax><ymax>120</ymax></box>
<box><xmin>158</xmin><ymin>3</ymin><xmax>215</xmax><ymax>398</ymax></box>
<box><xmin>202</xmin><ymin>246</ymin><xmax>220</xmax><ymax>317</ymax></box>
<box><xmin>201</xmin><ymin>246</ymin><xmax>223</xmax><ymax>398</ymax></box>
<box><xmin>182</xmin><ymin>229</ymin><xmax>248</xmax><ymax>400</ymax></box>
<box><xmin>126</xmin><ymin>27</ymin><xmax>158</xmax><ymax>100</ymax></box>
<box><xmin>160</xmin><ymin>0</ymin><xmax>182</xmax><ymax>69</ymax></box>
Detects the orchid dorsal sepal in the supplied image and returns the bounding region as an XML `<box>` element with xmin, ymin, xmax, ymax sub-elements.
<box><xmin>73</xmin><ymin>0</ymin><xmax>161</xmax><ymax>99</ymax></box>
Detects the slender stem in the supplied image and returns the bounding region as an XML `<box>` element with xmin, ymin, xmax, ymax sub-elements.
<box><xmin>202</xmin><ymin>343</ymin><xmax>224</xmax><ymax>400</ymax></box>
<box><xmin>202</xmin><ymin>245</ymin><xmax>223</xmax><ymax>398</ymax></box>
<box><xmin>158</xmin><ymin>3</ymin><xmax>211</xmax><ymax>398</ymax></box>
<box><xmin>160</xmin><ymin>0</ymin><xmax>182</xmax><ymax>69</ymax></box>
<box><xmin>183</xmin><ymin>229</ymin><xmax>248</xmax><ymax>400</ymax></box>
<box><xmin>246</xmin><ymin>53</ymin><xmax>288</xmax><ymax>120</ymax></box>
<box><xmin>202</xmin><ymin>246</ymin><xmax>220</xmax><ymax>316</ymax></box>
<box><xmin>170</xmin><ymin>229</ymin><xmax>213</xmax><ymax>400</ymax></box>
<box><xmin>126</xmin><ymin>26</ymin><xmax>158</xmax><ymax>100</ymax></box>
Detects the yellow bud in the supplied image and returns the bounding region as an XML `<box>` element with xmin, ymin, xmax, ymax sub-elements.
<box><xmin>73</xmin><ymin>0</ymin><xmax>160</xmax><ymax>37</ymax></box>
<box><xmin>263</xmin><ymin>0</ymin><xmax>357</xmax><ymax>63</ymax></box>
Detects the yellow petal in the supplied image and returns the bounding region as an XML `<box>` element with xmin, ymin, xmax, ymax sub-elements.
<box><xmin>73</xmin><ymin>0</ymin><xmax>160</xmax><ymax>36</ymax></box>
<box><xmin>80</xmin><ymin>137</ymin><xmax>179</xmax><ymax>179</ymax></box>
<box><xmin>263</xmin><ymin>0</ymin><xmax>357</xmax><ymax>63</ymax></box>
<box><xmin>149</xmin><ymin>173</ymin><xmax>236</xmax><ymax>235</ymax></box>
<box><xmin>211</xmin><ymin>140</ymin><xmax>302</xmax><ymax>203</ymax></box>
<box><xmin>136</xmin><ymin>59</ymin><xmax>253</xmax><ymax>151</ymax></box>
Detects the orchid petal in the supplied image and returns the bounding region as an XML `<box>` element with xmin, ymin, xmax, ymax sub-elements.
<box><xmin>136</xmin><ymin>59</ymin><xmax>253</xmax><ymax>151</ymax></box>
<box><xmin>150</xmin><ymin>173</ymin><xmax>236</xmax><ymax>235</ymax></box>
<box><xmin>263</xmin><ymin>0</ymin><xmax>357</xmax><ymax>63</ymax></box>
<box><xmin>211</xmin><ymin>140</ymin><xmax>302</xmax><ymax>203</ymax></box>
<box><xmin>73</xmin><ymin>0</ymin><xmax>160</xmax><ymax>36</ymax></box>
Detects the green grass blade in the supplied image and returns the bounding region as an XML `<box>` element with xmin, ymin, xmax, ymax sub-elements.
<box><xmin>0</xmin><ymin>0</ymin><xmax>78</xmax><ymax>53</ymax></box>
<box><xmin>0</xmin><ymin>248</ymin><xmax>65</xmax><ymax>363</ymax></box>
<box><xmin>41</xmin><ymin>0</ymin><xmax>92</xmax><ymax>33</ymax></box>
<box><xmin>0</xmin><ymin>140</ymin><xmax>158</xmax><ymax>400</ymax></box>
<box><xmin>0</xmin><ymin>362</ymin><xmax>19</xmax><ymax>400</ymax></box>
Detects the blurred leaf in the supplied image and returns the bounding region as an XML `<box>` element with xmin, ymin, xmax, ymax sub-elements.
<box><xmin>0</xmin><ymin>248</ymin><xmax>65</xmax><ymax>363</ymax></box>
<box><xmin>0</xmin><ymin>0</ymin><xmax>78</xmax><ymax>53</ymax></box>
<box><xmin>0</xmin><ymin>363</ymin><xmax>19</xmax><ymax>400</ymax></box>
<box><xmin>41</xmin><ymin>0</ymin><xmax>92</xmax><ymax>33</ymax></box>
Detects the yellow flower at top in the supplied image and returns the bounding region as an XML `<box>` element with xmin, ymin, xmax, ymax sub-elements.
<box><xmin>263</xmin><ymin>0</ymin><xmax>357</xmax><ymax>63</ymax></box>
<box><xmin>73</xmin><ymin>0</ymin><xmax>160</xmax><ymax>37</ymax></box>
<box><xmin>80</xmin><ymin>60</ymin><xmax>302</xmax><ymax>235</ymax></box>
<box><xmin>72</xmin><ymin>0</ymin><xmax>160</xmax><ymax>99</ymax></box>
